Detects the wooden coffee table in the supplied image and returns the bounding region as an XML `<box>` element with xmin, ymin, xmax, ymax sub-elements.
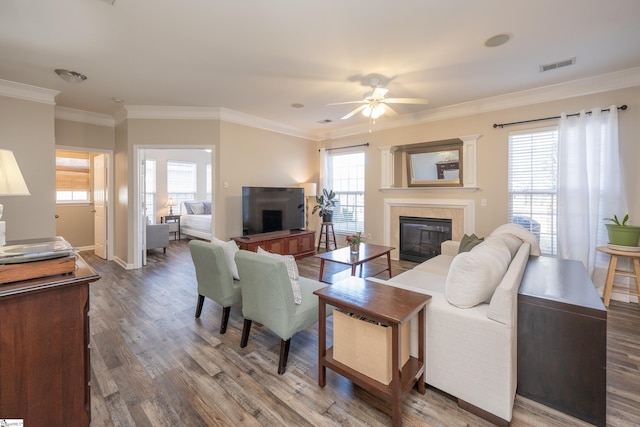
<box><xmin>314</xmin><ymin>277</ymin><xmax>430</xmax><ymax>427</ymax></box>
<box><xmin>314</xmin><ymin>243</ymin><xmax>394</xmax><ymax>283</ymax></box>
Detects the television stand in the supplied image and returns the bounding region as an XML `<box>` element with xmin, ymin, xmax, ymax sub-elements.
<box><xmin>232</xmin><ymin>230</ymin><xmax>316</xmax><ymax>259</ymax></box>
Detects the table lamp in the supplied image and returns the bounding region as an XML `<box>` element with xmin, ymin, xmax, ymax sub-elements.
<box><xmin>0</xmin><ymin>149</ymin><xmax>31</xmax><ymax>246</ymax></box>
<box><xmin>302</xmin><ymin>183</ymin><xmax>317</xmax><ymax>230</ymax></box>
<box><xmin>166</xmin><ymin>197</ymin><xmax>176</xmax><ymax>215</ymax></box>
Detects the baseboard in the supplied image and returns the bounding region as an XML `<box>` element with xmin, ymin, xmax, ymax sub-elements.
<box><xmin>458</xmin><ymin>399</ymin><xmax>509</xmax><ymax>427</ymax></box>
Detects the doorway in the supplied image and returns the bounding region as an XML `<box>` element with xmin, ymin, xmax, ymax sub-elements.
<box><xmin>134</xmin><ymin>146</ymin><xmax>214</xmax><ymax>268</ymax></box>
<box><xmin>55</xmin><ymin>148</ymin><xmax>114</xmax><ymax>259</ymax></box>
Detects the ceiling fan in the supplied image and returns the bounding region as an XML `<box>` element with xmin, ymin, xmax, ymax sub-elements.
<box><xmin>330</xmin><ymin>77</ymin><xmax>429</xmax><ymax>121</ymax></box>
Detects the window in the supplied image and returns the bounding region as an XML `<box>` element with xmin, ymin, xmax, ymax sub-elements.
<box><xmin>327</xmin><ymin>151</ymin><xmax>365</xmax><ymax>234</ymax></box>
<box><xmin>56</xmin><ymin>150</ymin><xmax>91</xmax><ymax>202</ymax></box>
<box><xmin>508</xmin><ymin>128</ymin><xmax>558</xmax><ymax>255</ymax></box>
<box><xmin>167</xmin><ymin>161</ymin><xmax>196</xmax><ymax>205</ymax></box>
<box><xmin>206</xmin><ymin>163</ymin><xmax>212</xmax><ymax>200</ymax></box>
<box><xmin>145</xmin><ymin>159</ymin><xmax>156</xmax><ymax>224</ymax></box>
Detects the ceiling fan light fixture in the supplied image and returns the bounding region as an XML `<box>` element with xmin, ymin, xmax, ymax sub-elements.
<box><xmin>55</xmin><ymin>69</ymin><xmax>87</xmax><ymax>83</ymax></box>
<box><xmin>363</xmin><ymin>104</ymin><xmax>385</xmax><ymax>119</ymax></box>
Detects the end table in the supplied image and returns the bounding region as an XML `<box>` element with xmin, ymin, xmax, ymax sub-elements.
<box><xmin>161</xmin><ymin>215</ymin><xmax>181</xmax><ymax>240</ymax></box>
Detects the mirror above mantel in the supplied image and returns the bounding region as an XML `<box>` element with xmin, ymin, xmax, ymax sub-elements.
<box><xmin>378</xmin><ymin>135</ymin><xmax>480</xmax><ymax>191</ymax></box>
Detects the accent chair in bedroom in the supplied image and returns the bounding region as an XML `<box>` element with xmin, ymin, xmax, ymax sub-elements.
<box><xmin>146</xmin><ymin>223</ymin><xmax>170</xmax><ymax>253</ymax></box>
<box><xmin>189</xmin><ymin>240</ymin><xmax>242</xmax><ymax>334</ymax></box>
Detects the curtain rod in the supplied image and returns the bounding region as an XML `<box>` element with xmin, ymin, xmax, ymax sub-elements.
<box><xmin>493</xmin><ymin>104</ymin><xmax>627</xmax><ymax>129</ymax></box>
<box><xmin>320</xmin><ymin>142</ymin><xmax>370</xmax><ymax>152</ymax></box>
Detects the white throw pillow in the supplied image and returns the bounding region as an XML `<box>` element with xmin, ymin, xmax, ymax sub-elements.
<box><xmin>490</xmin><ymin>223</ymin><xmax>541</xmax><ymax>256</ymax></box>
<box><xmin>211</xmin><ymin>237</ymin><xmax>240</xmax><ymax>280</ymax></box>
<box><xmin>445</xmin><ymin>239</ymin><xmax>511</xmax><ymax>308</ymax></box>
<box><xmin>257</xmin><ymin>247</ymin><xmax>302</xmax><ymax>304</ymax></box>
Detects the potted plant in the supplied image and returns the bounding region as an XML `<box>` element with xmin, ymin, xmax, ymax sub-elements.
<box><xmin>346</xmin><ymin>231</ymin><xmax>363</xmax><ymax>254</ymax></box>
<box><xmin>312</xmin><ymin>188</ymin><xmax>337</xmax><ymax>223</ymax></box>
<box><xmin>604</xmin><ymin>214</ymin><xmax>640</xmax><ymax>247</ymax></box>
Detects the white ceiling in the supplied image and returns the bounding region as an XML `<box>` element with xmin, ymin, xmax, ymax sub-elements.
<box><xmin>1</xmin><ymin>0</ymin><xmax>640</xmax><ymax>140</ymax></box>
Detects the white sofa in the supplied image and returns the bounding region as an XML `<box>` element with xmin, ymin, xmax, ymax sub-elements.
<box><xmin>369</xmin><ymin>224</ymin><xmax>541</xmax><ymax>425</ymax></box>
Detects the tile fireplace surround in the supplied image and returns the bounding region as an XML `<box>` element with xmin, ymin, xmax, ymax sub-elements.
<box><xmin>384</xmin><ymin>198</ymin><xmax>475</xmax><ymax>260</ymax></box>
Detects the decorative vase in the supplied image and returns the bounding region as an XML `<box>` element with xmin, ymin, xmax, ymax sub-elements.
<box><xmin>606</xmin><ymin>224</ymin><xmax>640</xmax><ymax>247</ymax></box>
<box><xmin>349</xmin><ymin>243</ymin><xmax>360</xmax><ymax>254</ymax></box>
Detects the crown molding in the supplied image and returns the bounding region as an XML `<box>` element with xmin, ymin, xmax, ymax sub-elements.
<box><xmin>119</xmin><ymin>105</ymin><xmax>314</xmax><ymax>140</ymax></box>
<box><xmin>322</xmin><ymin>67</ymin><xmax>640</xmax><ymax>140</ymax></box>
<box><xmin>217</xmin><ymin>107</ymin><xmax>314</xmax><ymax>140</ymax></box>
<box><xmin>0</xmin><ymin>79</ymin><xmax>59</xmax><ymax>105</ymax></box>
<box><xmin>55</xmin><ymin>106</ymin><xmax>115</xmax><ymax>127</ymax></box>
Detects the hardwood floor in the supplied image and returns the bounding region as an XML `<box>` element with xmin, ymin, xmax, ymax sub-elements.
<box><xmin>84</xmin><ymin>240</ymin><xmax>640</xmax><ymax>426</ymax></box>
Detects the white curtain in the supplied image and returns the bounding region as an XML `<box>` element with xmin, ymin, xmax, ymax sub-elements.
<box><xmin>557</xmin><ymin>106</ymin><xmax>627</xmax><ymax>279</ymax></box>
<box><xmin>319</xmin><ymin>148</ymin><xmax>329</xmax><ymax>194</ymax></box>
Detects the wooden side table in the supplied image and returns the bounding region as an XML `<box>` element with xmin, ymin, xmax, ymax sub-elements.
<box><xmin>161</xmin><ymin>214</ymin><xmax>181</xmax><ymax>240</ymax></box>
<box><xmin>596</xmin><ymin>245</ymin><xmax>640</xmax><ymax>306</ymax></box>
<box><xmin>314</xmin><ymin>277</ymin><xmax>430</xmax><ymax>427</ymax></box>
<box><xmin>317</xmin><ymin>222</ymin><xmax>337</xmax><ymax>251</ymax></box>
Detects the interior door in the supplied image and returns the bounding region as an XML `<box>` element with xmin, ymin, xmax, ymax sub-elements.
<box><xmin>140</xmin><ymin>150</ymin><xmax>148</xmax><ymax>266</ymax></box>
<box><xmin>93</xmin><ymin>154</ymin><xmax>107</xmax><ymax>259</ymax></box>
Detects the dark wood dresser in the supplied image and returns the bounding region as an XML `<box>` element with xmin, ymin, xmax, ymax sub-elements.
<box><xmin>518</xmin><ymin>256</ymin><xmax>607</xmax><ymax>427</ymax></box>
<box><xmin>0</xmin><ymin>254</ymin><xmax>100</xmax><ymax>426</ymax></box>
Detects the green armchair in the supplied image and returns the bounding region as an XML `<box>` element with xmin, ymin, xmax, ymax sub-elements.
<box><xmin>235</xmin><ymin>250</ymin><xmax>332</xmax><ymax>374</ymax></box>
<box><xmin>189</xmin><ymin>240</ymin><xmax>242</xmax><ymax>334</ymax></box>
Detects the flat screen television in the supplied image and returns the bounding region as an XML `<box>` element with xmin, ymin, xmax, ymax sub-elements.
<box><xmin>242</xmin><ymin>186</ymin><xmax>305</xmax><ymax>236</ymax></box>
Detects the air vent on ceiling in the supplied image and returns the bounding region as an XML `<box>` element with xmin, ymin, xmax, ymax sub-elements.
<box><xmin>539</xmin><ymin>57</ymin><xmax>576</xmax><ymax>72</ymax></box>
<box><xmin>318</xmin><ymin>119</ymin><xmax>333</xmax><ymax>124</ymax></box>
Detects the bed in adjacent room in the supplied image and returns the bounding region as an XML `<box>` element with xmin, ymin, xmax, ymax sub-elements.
<box><xmin>180</xmin><ymin>201</ymin><xmax>213</xmax><ymax>241</ymax></box>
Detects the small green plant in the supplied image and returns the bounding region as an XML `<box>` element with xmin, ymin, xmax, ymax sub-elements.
<box><xmin>312</xmin><ymin>188</ymin><xmax>337</xmax><ymax>218</ymax></box>
<box><xmin>604</xmin><ymin>214</ymin><xmax>630</xmax><ymax>226</ymax></box>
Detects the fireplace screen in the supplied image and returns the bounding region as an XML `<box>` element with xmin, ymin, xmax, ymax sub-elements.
<box><xmin>399</xmin><ymin>216</ymin><xmax>452</xmax><ymax>263</ymax></box>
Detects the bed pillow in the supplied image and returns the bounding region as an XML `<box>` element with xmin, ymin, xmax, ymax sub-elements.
<box><xmin>211</xmin><ymin>237</ymin><xmax>240</xmax><ymax>280</ymax></box>
<box><xmin>190</xmin><ymin>203</ymin><xmax>205</xmax><ymax>215</ymax></box>
<box><xmin>257</xmin><ymin>247</ymin><xmax>302</xmax><ymax>304</ymax></box>
<box><xmin>184</xmin><ymin>202</ymin><xmax>194</xmax><ymax>214</ymax></box>
<box><xmin>203</xmin><ymin>201</ymin><xmax>212</xmax><ymax>214</ymax></box>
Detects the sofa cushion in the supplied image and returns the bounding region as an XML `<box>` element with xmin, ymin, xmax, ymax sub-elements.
<box><xmin>414</xmin><ymin>254</ymin><xmax>454</xmax><ymax>276</ymax></box>
<box><xmin>257</xmin><ymin>247</ymin><xmax>302</xmax><ymax>304</ymax></box>
<box><xmin>459</xmin><ymin>234</ymin><xmax>484</xmax><ymax>253</ymax></box>
<box><xmin>490</xmin><ymin>223</ymin><xmax>541</xmax><ymax>256</ymax></box>
<box><xmin>445</xmin><ymin>237</ymin><xmax>511</xmax><ymax>308</ymax></box>
<box><xmin>494</xmin><ymin>233</ymin><xmax>523</xmax><ymax>259</ymax></box>
<box><xmin>212</xmin><ymin>237</ymin><xmax>240</xmax><ymax>280</ymax></box>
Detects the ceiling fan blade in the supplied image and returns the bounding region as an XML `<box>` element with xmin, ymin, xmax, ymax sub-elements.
<box><xmin>384</xmin><ymin>105</ymin><xmax>399</xmax><ymax>117</ymax></box>
<box><xmin>341</xmin><ymin>104</ymin><xmax>367</xmax><ymax>120</ymax></box>
<box><xmin>384</xmin><ymin>97</ymin><xmax>429</xmax><ymax>105</ymax></box>
<box><xmin>328</xmin><ymin>100</ymin><xmax>367</xmax><ymax>106</ymax></box>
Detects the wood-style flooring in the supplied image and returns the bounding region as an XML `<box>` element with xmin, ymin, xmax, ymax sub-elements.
<box><xmin>84</xmin><ymin>240</ymin><xmax>640</xmax><ymax>426</ymax></box>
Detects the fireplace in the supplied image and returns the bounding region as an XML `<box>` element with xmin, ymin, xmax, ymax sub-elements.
<box><xmin>399</xmin><ymin>216</ymin><xmax>452</xmax><ymax>263</ymax></box>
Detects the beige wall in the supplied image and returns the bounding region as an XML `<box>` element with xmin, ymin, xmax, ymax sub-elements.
<box><xmin>0</xmin><ymin>96</ymin><xmax>56</xmax><ymax>241</ymax></box>
<box><xmin>218</xmin><ymin>121</ymin><xmax>317</xmax><ymax>239</ymax></box>
<box><xmin>326</xmin><ymin>86</ymin><xmax>640</xmax><ymax>243</ymax></box>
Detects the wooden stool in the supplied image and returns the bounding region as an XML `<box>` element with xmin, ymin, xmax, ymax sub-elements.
<box><xmin>317</xmin><ymin>222</ymin><xmax>337</xmax><ymax>251</ymax></box>
<box><xmin>597</xmin><ymin>246</ymin><xmax>640</xmax><ymax>307</ymax></box>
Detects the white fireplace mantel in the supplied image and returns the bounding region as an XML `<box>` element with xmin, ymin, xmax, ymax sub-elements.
<box><xmin>383</xmin><ymin>198</ymin><xmax>475</xmax><ymax>256</ymax></box>
<box><xmin>379</xmin><ymin>134</ymin><xmax>481</xmax><ymax>190</ymax></box>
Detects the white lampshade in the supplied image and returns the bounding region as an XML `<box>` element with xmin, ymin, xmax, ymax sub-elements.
<box><xmin>302</xmin><ymin>183</ymin><xmax>317</xmax><ymax>198</ymax></box>
<box><xmin>0</xmin><ymin>149</ymin><xmax>30</xmax><ymax>196</ymax></box>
